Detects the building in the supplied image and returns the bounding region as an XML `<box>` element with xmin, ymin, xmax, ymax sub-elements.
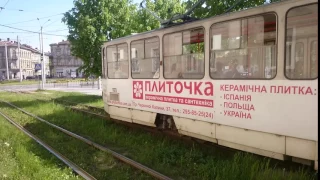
<box><xmin>50</xmin><ymin>40</ymin><xmax>83</xmax><ymax>78</ymax></box>
<box><xmin>0</xmin><ymin>38</ymin><xmax>50</xmax><ymax>80</ymax></box>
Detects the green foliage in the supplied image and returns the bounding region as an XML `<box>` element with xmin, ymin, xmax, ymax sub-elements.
<box><xmin>183</xmin><ymin>0</ymin><xmax>267</xmax><ymax>18</ymax></box>
<box><xmin>62</xmin><ymin>0</ymin><xmax>136</xmax><ymax>77</ymax></box>
<box><xmin>0</xmin><ymin>95</ymin><xmax>152</xmax><ymax>179</ymax></box>
<box><xmin>63</xmin><ymin>0</ymin><xmax>276</xmax><ymax>75</ymax></box>
<box><xmin>131</xmin><ymin>0</ymin><xmax>186</xmax><ymax>32</ymax></box>
<box><xmin>0</xmin><ymin>116</ymin><xmax>79</xmax><ymax>180</ymax></box>
<box><xmin>0</xmin><ymin>91</ymin><xmax>317</xmax><ymax>180</ymax></box>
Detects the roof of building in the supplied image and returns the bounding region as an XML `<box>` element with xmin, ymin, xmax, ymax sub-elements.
<box><xmin>49</xmin><ymin>40</ymin><xmax>70</xmax><ymax>46</ymax></box>
<box><xmin>0</xmin><ymin>40</ymin><xmax>42</xmax><ymax>54</ymax></box>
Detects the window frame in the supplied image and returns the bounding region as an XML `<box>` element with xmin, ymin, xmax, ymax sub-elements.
<box><xmin>162</xmin><ymin>26</ymin><xmax>206</xmax><ymax>80</ymax></box>
<box><xmin>209</xmin><ymin>12</ymin><xmax>278</xmax><ymax>80</ymax></box>
<box><xmin>130</xmin><ymin>36</ymin><xmax>160</xmax><ymax>79</ymax></box>
<box><xmin>101</xmin><ymin>47</ymin><xmax>106</xmax><ymax>78</ymax></box>
<box><xmin>284</xmin><ymin>3</ymin><xmax>318</xmax><ymax>80</ymax></box>
<box><xmin>309</xmin><ymin>40</ymin><xmax>318</xmax><ymax>78</ymax></box>
<box><xmin>106</xmin><ymin>42</ymin><xmax>129</xmax><ymax>79</ymax></box>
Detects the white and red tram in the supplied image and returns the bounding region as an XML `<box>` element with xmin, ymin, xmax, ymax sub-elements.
<box><xmin>101</xmin><ymin>0</ymin><xmax>318</xmax><ymax>170</ymax></box>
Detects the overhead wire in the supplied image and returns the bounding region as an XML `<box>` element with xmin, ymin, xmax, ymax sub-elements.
<box><xmin>0</xmin><ymin>24</ymin><xmax>67</xmax><ymax>37</ymax></box>
<box><xmin>44</xmin><ymin>29</ymin><xmax>68</xmax><ymax>33</ymax></box>
<box><xmin>0</xmin><ymin>7</ymin><xmax>48</xmax><ymax>14</ymax></box>
<box><xmin>2</xmin><ymin>0</ymin><xmax>11</xmax><ymax>8</ymax></box>
<box><xmin>0</xmin><ymin>2</ymin><xmax>68</xmax><ymax>51</ymax></box>
<box><xmin>0</xmin><ymin>29</ymin><xmax>68</xmax><ymax>34</ymax></box>
<box><xmin>0</xmin><ymin>31</ymin><xmax>35</xmax><ymax>33</ymax></box>
<box><xmin>0</xmin><ymin>0</ymin><xmax>11</xmax><ymax>13</ymax></box>
<box><xmin>3</xmin><ymin>13</ymin><xmax>64</xmax><ymax>25</ymax></box>
<box><xmin>43</xmin><ymin>19</ymin><xmax>62</xmax><ymax>29</ymax></box>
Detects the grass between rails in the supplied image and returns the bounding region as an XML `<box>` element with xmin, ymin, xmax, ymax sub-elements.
<box><xmin>0</xmin><ymin>100</ymin><xmax>153</xmax><ymax>180</ymax></box>
<box><xmin>0</xmin><ymin>92</ymin><xmax>318</xmax><ymax>180</ymax></box>
<box><xmin>33</xmin><ymin>90</ymin><xmax>104</xmax><ymax>108</ymax></box>
<box><xmin>0</xmin><ymin>116</ymin><xmax>79</xmax><ymax>180</ymax></box>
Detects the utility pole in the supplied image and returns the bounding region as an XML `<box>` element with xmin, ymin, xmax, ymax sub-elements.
<box><xmin>17</xmin><ymin>36</ymin><xmax>22</xmax><ymax>82</ymax></box>
<box><xmin>41</xmin><ymin>26</ymin><xmax>46</xmax><ymax>86</ymax></box>
<box><xmin>39</xmin><ymin>27</ymin><xmax>47</xmax><ymax>89</ymax></box>
<box><xmin>40</xmin><ymin>28</ymin><xmax>44</xmax><ymax>90</ymax></box>
<box><xmin>38</xmin><ymin>33</ymin><xmax>41</xmax><ymax>90</ymax></box>
<box><xmin>5</xmin><ymin>42</ymin><xmax>9</xmax><ymax>80</ymax></box>
<box><xmin>37</xmin><ymin>18</ymin><xmax>49</xmax><ymax>89</ymax></box>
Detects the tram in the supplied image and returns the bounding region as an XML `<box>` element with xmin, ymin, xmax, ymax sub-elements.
<box><xmin>101</xmin><ymin>0</ymin><xmax>318</xmax><ymax>170</ymax></box>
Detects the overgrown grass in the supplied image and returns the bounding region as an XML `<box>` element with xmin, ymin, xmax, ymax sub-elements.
<box><xmin>0</xmin><ymin>99</ymin><xmax>152</xmax><ymax>179</ymax></box>
<box><xmin>33</xmin><ymin>90</ymin><xmax>104</xmax><ymax>108</ymax></box>
<box><xmin>0</xmin><ymin>92</ymin><xmax>317</xmax><ymax>180</ymax></box>
<box><xmin>0</xmin><ymin>115</ymin><xmax>79</xmax><ymax>180</ymax></box>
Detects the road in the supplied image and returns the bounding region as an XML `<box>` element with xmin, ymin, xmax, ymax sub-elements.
<box><xmin>0</xmin><ymin>84</ymin><xmax>102</xmax><ymax>96</ymax></box>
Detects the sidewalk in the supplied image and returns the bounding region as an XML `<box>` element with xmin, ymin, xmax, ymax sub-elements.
<box><xmin>0</xmin><ymin>84</ymin><xmax>102</xmax><ymax>96</ymax></box>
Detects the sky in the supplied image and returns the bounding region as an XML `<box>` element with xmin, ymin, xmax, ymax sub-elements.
<box><xmin>0</xmin><ymin>0</ymin><xmax>142</xmax><ymax>52</ymax></box>
<box><xmin>0</xmin><ymin>0</ymin><xmax>75</xmax><ymax>52</ymax></box>
<box><xmin>0</xmin><ymin>0</ymin><xmax>269</xmax><ymax>53</ymax></box>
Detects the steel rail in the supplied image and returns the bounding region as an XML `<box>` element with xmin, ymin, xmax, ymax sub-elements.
<box><xmin>0</xmin><ymin>110</ymin><xmax>96</xmax><ymax>180</ymax></box>
<box><xmin>0</xmin><ymin>100</ymin><xmax>173</xmax><ymax>180</ymax></box>
<box><xmin>2</xmin><ymin>90</ymin><xmax>107</xmax><ymax>120</ymax></box>
<box><xmin>13</xmin><ymin>91</ymin><xmax>107</xmax><ymax>119</ymax></box>
<box><xmin>4</xmin><ymin>90</ymin><xmax>219</xmax><ymax>149</ymax></box>
<box><xmin>3</xmin><ymin>90</ymin><xmax>222</xmax><ymax>147</ymax></box>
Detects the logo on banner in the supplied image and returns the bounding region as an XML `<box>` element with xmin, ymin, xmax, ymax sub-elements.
<box><xmin>133</xmin><ymin>81</ymin><xmax>143</xmax><ymax>99</ymax></box>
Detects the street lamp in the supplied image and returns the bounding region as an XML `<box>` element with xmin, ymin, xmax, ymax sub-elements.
<box><xmin>37</xmin><ymin>18</ymin><xmax>50</xmax><ymax>90</ymax></box>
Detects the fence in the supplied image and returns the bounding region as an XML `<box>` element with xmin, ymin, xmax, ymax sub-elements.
<box><xmin>43</xmin><ymin>80</ymin><xmax>100</xmax><ymax>89</ymax></box>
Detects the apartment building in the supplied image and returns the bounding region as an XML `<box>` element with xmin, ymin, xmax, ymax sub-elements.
<box><xmin>0</xmin><ymin>38</ymin><xmax>49</xmax><ymax>80</ymax></box>
<box><xmin>50</xmin><ymin>40</ymin><xmax>83</xmax><ymax>78</ymax></box>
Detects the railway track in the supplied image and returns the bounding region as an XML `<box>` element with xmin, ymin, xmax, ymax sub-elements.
<box><xmin>1</xmin><ymin>89</ymin><xmax>316</xmax><ymax>177</ymax></box>
<box><xmin>0</xmin><ymin>97</ymin><xmax>173</xmax><ymax>180</ymax></box>
<box><xmin>15</xmin><ymin>90</ymin><xmax>108</xmax><ymax>118</ymax></box>
<box><xmin>0</xmin><ymin>109</ymin><xmax>96</xmax><ymax>180</ymax></box>
<box><xmin>4</xmin><ymin>89</ymin><xmax>234</xmax><ymax>152</ymax></box>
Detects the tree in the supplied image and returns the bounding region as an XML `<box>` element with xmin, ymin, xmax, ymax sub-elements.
<box><xmin>130</xmin><ymin>0</ymin><xmax>186</xmax><ymax>33</ymax></box>
<box><xmin>183</xmin><ymin>0</ymin><xmax>267</xmax><ymax>19</ymax></box>
<box><xmin>62</xmin><ymin>0</ymin><xmax>136</xmax><ymax>77</ymax></box>
<box><xmin>63</xmin><ymin>0</ymin><xmax>272</xmax><ymax>76</ymax></box>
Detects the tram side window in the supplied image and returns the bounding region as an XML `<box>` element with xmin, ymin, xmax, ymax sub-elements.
<box><xmin>163</xmin><ymin>28</ymin><xmax>205</xmax><ymax>79</ymax></box>
<box><xmin>210</xmin><ymin>14</ymin><xmax>277</xmax><ymax>79</ymax></box>
<box><xmin>285</xmin><ymin>4</ymin><xmax>318</xmax><ymax>79</ymax></box>
<box><xmin>107</xmin><ymin>43</ymin><xmax>129</xmax><ymax>79</ymax></box>
<box><xmin>131</xmin><ymin>37</ymin><xmax>160</xmax><ymax>79</ymax></box>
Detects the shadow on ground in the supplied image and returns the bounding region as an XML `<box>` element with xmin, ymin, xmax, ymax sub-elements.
<box><xmin>39</xmin><ymin>92</ymin><xmax>104</xmax><ymax>108</ymax></box>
